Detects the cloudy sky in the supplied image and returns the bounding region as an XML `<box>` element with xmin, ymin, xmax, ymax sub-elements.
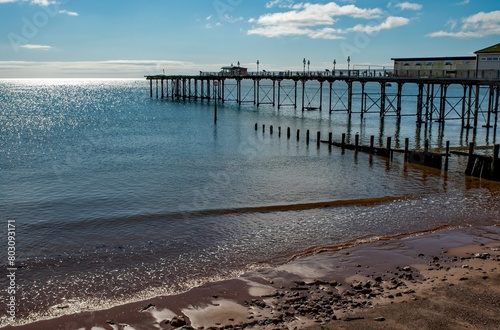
<box><xmin>0</xmin><ymin>0</ymin><xmax>499</xmax><ymax>77</ymax></box>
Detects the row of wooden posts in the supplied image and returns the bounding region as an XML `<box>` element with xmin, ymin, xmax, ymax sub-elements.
<box><xmin>254</xmin><ymin>122</ymin><xmax>500</xmax><ymax>181</ymax></box>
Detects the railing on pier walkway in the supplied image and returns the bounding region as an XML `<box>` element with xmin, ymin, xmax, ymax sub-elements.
<box><xmin>198</xmin><ymin>69</ymin><xmax>391</xmax><ymax>78</ymax></box>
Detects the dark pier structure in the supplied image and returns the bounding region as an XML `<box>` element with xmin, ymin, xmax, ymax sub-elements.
<box><xmin>146</xmin><ymin>71</ymin><xmax>499</xmax><ymax>137</ymax></box>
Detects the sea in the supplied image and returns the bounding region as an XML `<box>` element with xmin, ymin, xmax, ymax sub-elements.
<box><xmin>0</xmin><ymin>78</ymin><xmax>499</xmax><ymax>327</ymax></box>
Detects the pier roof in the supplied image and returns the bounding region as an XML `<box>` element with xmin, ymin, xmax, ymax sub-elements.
<box><xmin>391</xmin><ymin>56</ymin><xmax>475</xmax><ymax>62</ymax></box>
<box><xmin>475</xmin><ymin>43</ymin><xmax>500</xmax><ymax>54</ymax></box>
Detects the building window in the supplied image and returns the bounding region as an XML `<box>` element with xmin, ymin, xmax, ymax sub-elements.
<box><xmin>415</xmin><ymin>62</ymin><xmax>421</xmax><ymax>66</ymax></box>
<box><xmin>403</xmin><ymin>62</ymin><xmax>410</xmax><ymax>66</ymax></box>
<box><xmin>445</xmin><ymin>61</ymin><xmax>453</xmax><ymax>66</ymax></box>
<box><xmin>426</xmin><ymin>62</ymin><xmax>433</xmax><ymax>66</ymax></box>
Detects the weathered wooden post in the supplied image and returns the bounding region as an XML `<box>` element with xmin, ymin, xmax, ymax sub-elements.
<box><xmin>278</xmin><ymin>127</ymin><xmax>281</xmax><ymax>137</ymax></box>
<box><xmin>444</xmin><ymin>141</ymin><xmax>450</xmax><ymax>171</ymax></box>
<box><xmin>341</xmin><ymin>133</ymin><xmax>346</xmax><ymax>150</ymax></box>
<box><xmin>270</xmin><ymin>125</ymin><xmax>273</xmax><ymax>135</ymax></box>
<box><xmin>370</xmin><ymin>135</ymin><xmax>375</xmax><ymax>155</ymax></box>
<box><xmin>262</xmin><ymin>124</ymin><xmax>265</xmax><ymax>133</ymax></box>
<box><xmin>354</xmin><ymin>134</ymin><xmax>359</xmax><ymax>152</ymax></box>
<box><xmin>404</xmin><ymin>138</ymin><xmax>409</xmax><ymax>162</ymax></box>
<box><xmin>424</xmin><ymin>139</ymin><xmax>429</xmax><ymax>153</ymax></box>
<box><xmin>213</xmin><ymin>81</ymin><xmax>218</xmax><ymax>123</ymax></box>
<box><xmin>465</xmin><ymin>142</ymin><xmax>475</xmax><ymax>176</ymax></box>
<box><xmin>287</xmin><ymin>127</ymin><xmax>291</xmax><ymax>139</ymax></box>
<box><xmin>306</xmin><ymin>130</ymin><xmax>310</xmax><ymax>145</ymax></box>
<box><xmin>317</xmin><ymin>131</ymin><xmax>321</xmax><ymax>147</ymax></box>
<box><xmin>387</xmin><ymin>136</ymin><xmax>392</xmax><ymax>159</ymax></box>
<box><xmin>297</xmin><ymin>129</ymin><xmax>300</xmax><ymax>141</ymax></box>
<box><xmin>255</xmin><ymin>123</ymin><xmax>258</xmax><ymax>131</ymax></box>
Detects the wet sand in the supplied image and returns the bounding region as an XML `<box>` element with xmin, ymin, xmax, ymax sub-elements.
<box><xmin>3</xmin><ymin>225</ymin><xmax>499</xmax><ymax>330</ymax></box>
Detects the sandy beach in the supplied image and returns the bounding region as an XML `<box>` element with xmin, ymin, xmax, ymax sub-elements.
<box><xmin>4</xmin><ymin>224</ymin><xmax>499</xmax><ymax>330</ymax></box>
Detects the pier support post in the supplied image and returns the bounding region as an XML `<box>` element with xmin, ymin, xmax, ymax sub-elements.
<box><xmin>306</xmin><ymin>130</ymin><xmax>310</xmax><ymax>145</ymax></box>
<box><xmin>417</xmin><ymin>83</ymin><xmax>424</xmax><ymax>123</ymax></box>
<box><xmin>161</xmin><ymin>79</ymin><xmax>164</xmax><ymax>99</ymax></box>
<box><xmin>485</xmin><ymin>85</ymin><xmax>494</xmax><ymax>128</ymax></box>
<box><xmin>149</xmin><ymin>79</ymin><xmax>153</xmax><ymax>98</ymax></box>
<box><xmin>156</xmin><ymin>79</ymin><xmax>158</xmax><ymax>99</ymax></box>
<box><xmin>360</xmin><ymin>82</ymin><xmax>366</xmax><ymax>118</ymax></box>
<box><xmin>494</xmin><ymin>86</ymin><xmax>499</xmax><ymax>132</ymax></box>
<box><xmin>319</xmin><ymin>81</ymin><xmax>323</xmax><ymax>111</ymax></box>
<box><xmin>473</xmin><ymin>84</ymin><xmax>480</xmax><ymax>139</ymax></box>
<box><xmin>301</xmin><ymin>80</ymin><xmax>306</xmax><ymax>111</ymax></box>
<box><xmin>341</xmin><ymin>133</ymin><xmax>346</xmax><ymax>150</ymax></box>
<box><xmin>317</xmin><ymin>131</ymin><xmax>321</xmax><ymax>147</ymax></box>
<box><xmin>273</xmin><ymin>80</ymin><xmax>276</xmax><ymax>107</ymax></box>
<box><xmin>277</xmin><ymin>80</ymin><xmax>281</xmax><ymax>109</ymax></box>
<box><xmin>287</xmin><ymin>127</ymin><xmax>291</xmax><ymax>139</ymax></box>
<box><xmin>354</xmin><ymin>134</ymin><xmax>359</xmax><ymax>152</ymax></box>
<box><xmin>438</xmin><ymin>84</ymin><xmax>448</xmax><ymax>124</ymax></box>
<box><xmin>461</xmin><ymin>85</ymin><xmax>467</xmax><ymax>128</ymax></box>
<box><xmin>297</xmin><ymin>129</ymin><xmax>300</xmax><ymax>141</ymax></box>
<box><xmin>256</xmin><ymin>79</ymin><xmax>260</xmax><ymax>106</ymax></box>
<box><xmin>370</xmin><ymin>135</ymin><xmax>375</xmax><ymax>155</ymax></box>
<box><xmin>329</xmin><ymin>82</ymin><xmax>333</xmax><ymax>113</ymax></box>
<box><xmin>347</xmin><ymin>81</ymin><xmax>353</xmax><ymax>117</ymax></box>
<box><xmin>397</xmin><ymin>82</ymin><xmax>403</xmax><ymax>119</ymax></box>
<box><xmin>380</xmin><ymin>82</ymin><xmax>386</xmax><ymax>118</ymax></box>
<box><xmin>294</xmin><ymin>80</ymin><xmax>298</xmax><ymax>109</ymax></box>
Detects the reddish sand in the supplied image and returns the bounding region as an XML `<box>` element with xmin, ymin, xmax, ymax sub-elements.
<box><xmin>3</xmin><ymin>225</ymin><xmax>499</xmax><ymax>330</ymax></box>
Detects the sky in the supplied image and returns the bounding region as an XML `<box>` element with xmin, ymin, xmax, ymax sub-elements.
<box><xmin>0</xmin><ymin>0</ymin><xmax>499</xmax><ymax>78</ymax></box>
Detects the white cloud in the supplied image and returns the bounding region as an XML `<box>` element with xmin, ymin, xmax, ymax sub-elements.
<box><xmin>456</xmin><ymin>0</ymin><xmax>470</xmax><ymax>5</ymax></box>
<box><xmin>265</xmin><ymin>0</ymin><xmax>295</xmax><ymax>8</ymax></box>
<box><xmin>0</xmin><ymin>0</ymin><xmax>58</xmax><ymax>6</ymax></box>
<box><xmin>248</xmin><ymin>2</ymin><xmax>410</xmax><ymax>39</ymax></box>
<box><xmin>395</xmin><ymin>2</ymin><xmax>423</xmax><ymax>11</ymax></box>
<box><xmin>29</xmin><ymin>0</ymin><xmax>56</xmax><ymax>6</ymax></box>
<box><xmin>19</xmin><ymin>44</ymin><xmax>52</xmax><ymax>50</ymax></box>
<box><xmin>59</xmin><ymin>9</ymin><xmax>78</xmax><ymax>16</ymax></box>
<box><xmin>428</xmin><ymin>10</ymin><xmax>500</xmax><ymax>38</ymax></box>
<box><xmin>347</xmin><ymin>16</ymin><xmax>410</xmax><ymax>34</ymax></box>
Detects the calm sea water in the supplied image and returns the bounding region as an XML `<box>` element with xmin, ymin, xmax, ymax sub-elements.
<box><xmin>0</xmin><ymin>79</ymin><xmax>499</xmax><ymax>326</ymax></box>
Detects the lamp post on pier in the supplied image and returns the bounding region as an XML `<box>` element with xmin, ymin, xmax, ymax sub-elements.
<box><xmin>333</xmin><ymin>59</ymin><xmax>336</xmax><ymax>76</ymax></box>
<box><xmin>303</xmin><ymin>58</ymin><xmax>306</xmax><ymax>75</ymax></box>
<box><xmin>347</xmin><ymin>56</ymin><xmax>351</xmax><ymax>76</ymax></box>
<box><xmin>257</xmin><ymin>60</ymin><xmax>259</xmax><ymax>75</ymax></box>
<box><xmin>307</xmin><ymin>60</ymin><xmax>310</xmax><ymax>75</ymax></box>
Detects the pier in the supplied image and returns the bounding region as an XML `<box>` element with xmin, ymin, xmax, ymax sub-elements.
<box><xmin>146</xmin><ymin>71</ymin><xmax>499</xmax><ymax>135</ymax></box>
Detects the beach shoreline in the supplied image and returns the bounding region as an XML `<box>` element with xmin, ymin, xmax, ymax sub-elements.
<box><xmin>3</xmin><ymin>224</ymin><xmax>499</xmax><ymax>330</ymax></box>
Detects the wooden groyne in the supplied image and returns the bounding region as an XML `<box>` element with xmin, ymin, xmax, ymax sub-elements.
<box><xmin>147</xmin><ymin>72</ymin><xmax>500</xmax><ymax>133</ymax></box>
<box><xmin>254</xmin><ymin>122</ymin><xmax>500</xmax><ymax>181</ymax></box>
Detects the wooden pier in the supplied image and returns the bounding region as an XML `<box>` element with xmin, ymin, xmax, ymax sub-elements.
<box><xmin>146</xmin><ymin>71</ymin><xmax>499</xmax><ymax>134</ymax></box>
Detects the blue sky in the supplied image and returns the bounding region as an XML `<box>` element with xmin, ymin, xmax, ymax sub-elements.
<box><xmin>0</xmin><ymin>0</ymin><xmax>499</xmax><ymax>77</ymax></box>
